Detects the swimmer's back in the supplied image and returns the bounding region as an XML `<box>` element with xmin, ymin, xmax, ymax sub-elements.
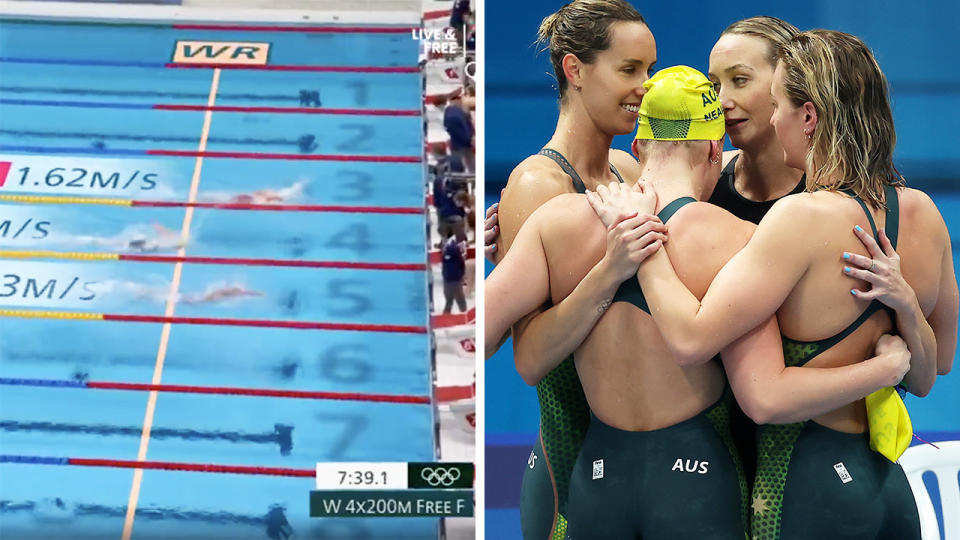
<box><xmin>534</xmin><ymin>194</ymin><xmax>754</xmax><ymax>430</ymax></box>
<box><xmin>744</xmin><ymin>188</ymin><xmax>953</xmax><ymax>426</ymax></box>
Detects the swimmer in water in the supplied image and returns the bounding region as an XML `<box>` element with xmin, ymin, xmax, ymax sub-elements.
<box><xmin>230</xmin><ymin>179</ymin><xmax>310</xmax><ymax>205</ymax></box>
<box><xmin>125</xmin><ymin>224</ymin><xmax>186</xmax><ymax>253</ymax></box>
<box><xmin>180</xmin><ymin>283</ymin><xmax>265</xmax><ymax>305</ymax></box>
<box><xmin>62</xmin><ymin>223</ymin><xmax>185</xmax><ymax>253</ymax></box>
<box><xmin>110</xmin><ymin>280</ymin><xmax>262</xmax><ymax>305</ymax></box>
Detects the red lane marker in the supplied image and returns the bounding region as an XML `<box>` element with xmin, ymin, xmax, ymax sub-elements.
<box><xmin>0</xmin><ymin>161</ymin><xmax>10</xmax><ymax>187</ymax></box>
<box><xmin>153</xmin><ymin>104</ymin><xmax>419</xmax><ymax>116</ymax></box>
<box><xmin>119</xmin><ymin>254</ymin><xmax>426</xmax><ymax>271</ymax></box>
<box><xmin>87</xmin><ymin>381</ymin><xmax>431</xmax><ymax>404</ymax></box>
<box><xmin>103</xmin><ymin>314</ymin><xmax>427</xmax><ymax>334</ymax></box>
<box><xmin>172</xmin><ymin>24</ymin><xmax>415</xmax><ymax>34</ymax></box>
<box><xmin>145</xmin><ymin>149</ymin><xmax>421</xmax><ymax>163</ymax></box>
<box><xmin>68</xmin><ymin>457</ymin><xmax>314</xmax><ymax>477</ymax></box>
<box><xmin>423</xmin><ymin>10</ymin><xmax>452</xmax><ymax>20</ymax></box>
<box><xmin>165</xmin><ymin>63</ymin><xmax>418</xmax><ymax>73</ymax></box>
<box><xmin>431</xmin><ymin>308</ymin><xmax>476</xmax><ymax>329</ymax></box>
<box><xmin>131</xmin><ymin>200</ymin><xmax>423</xmax><ymax>214</ymax></box>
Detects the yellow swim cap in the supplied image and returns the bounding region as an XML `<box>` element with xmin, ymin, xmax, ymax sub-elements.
<box><xmin>635</xmin><ymin>65</ymin><xmax>725</xmax><ymax>141</ymax></box>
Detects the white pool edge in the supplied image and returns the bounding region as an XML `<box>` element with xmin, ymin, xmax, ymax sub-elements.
<box><xmin>0</xmin><ymin>1</ymin><xmax>420</xmax><ymax>25</ymax></box>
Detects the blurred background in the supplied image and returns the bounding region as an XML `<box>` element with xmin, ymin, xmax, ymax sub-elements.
<box><xmin>484</xmin><ymin>1</ymin><xmax>960</xmax><ymax>537</ymax></box>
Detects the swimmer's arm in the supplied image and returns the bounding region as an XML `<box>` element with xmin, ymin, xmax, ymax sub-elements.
<box><xmin>895</xmin><ymin>299</ymin><xmax>937</xmax><ymax>396</ymax></box>
<box><xmin>496</xmin><ymin>166</ymin><xmax>640</xmax><ymax>382</ymax></box>
<box><xmin>637</xmin><ymin>197</ymin><xmax>810</xmax><ymax>364</ymax></box>
<box><xmin>849</xmin><ymin>218</ymin><xmax>937</xmax><ymax>396</ymax></box>
<box><xmin>484</xmin><ymin>210</ymin><xmax>551</xmax><ymax>360</ymax></box>
<box><xmin>509</xmin><ymin>252</ymin><xmax>630</xmax><ymax>384</ymax></box>
<box><xmin>723</xmin><ymin>317</ymin><xmax>907</xmax><ymax>424</ymax></box>
<box><xmin>508</xmin><ymin>200</ymin><xmax>645</xmax><ymax>384</ymax></box>
<box><xmin>494</xmin><ymin>164</ymin><xmax>569</xmax><ymax>262</ymax></box>
<box><xmin>927</xmin><ymin>221</ymin><xmax>958</xmax><ymax>377</ymax></box>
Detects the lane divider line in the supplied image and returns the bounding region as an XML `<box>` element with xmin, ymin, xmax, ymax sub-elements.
<box><xmin>0</xmin><ymin>145</ymin><xmax>421</xmax><ymax>162</ymax></box>
<box><xmin>154</xmin><ymin>104</ymin><xmax>420</xmax><ymax>116</ymax></box>
<box><xmin>145</xmin><ymin>149</ymin><xmax>421</xmax><ymax>162</ymax></box>
<box><xmin>0</xmin><ymin>57</ymin><xmax>418</xmax><ymax>73</ymax></box>
<box><xmin>170</xmin><ymin>24</ymin><xmax>416</xmax><ymax>33</ymax></box>
<box><xmin>165</xmin><ymin>63</ymin><xmax>418</xmax><ymax>73</ymax></box>
<box><xmin>0</xmin><ymin>377</ymin><xmax>431</xmax><ymax>404</ymax></box>
<box><xmin>0</xmin><ymin>309</ymin><xmax>428</xmax><ymax>334</ymax></box>
<box><xmin>0</xmin><ymin>194</ymin><xmax>423</xmax><ymax>214</ymax></box>
<box><xmin>0</xmin><ymin>250</ymin><xmax>426</xmax><ymax>271</ymax></box>
<box><xmin>0</xmin><ymin>98</ymin><xmax>420</xmax><ymax>116</ymax></box>
<box><xmin>1</xmin><ymin>454</ymin><xmax>315</xmax><ymax>477</ymax></box>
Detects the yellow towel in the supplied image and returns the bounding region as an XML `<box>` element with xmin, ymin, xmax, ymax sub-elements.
<box><xmin>865</xmin><ymin>386</ymin><xmax>912</xmax><ymax>462</ymax></box>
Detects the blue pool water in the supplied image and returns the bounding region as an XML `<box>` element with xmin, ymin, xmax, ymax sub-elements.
<box><xmin>0</xmin><ymin>15</ymin><xmax>437</xmax><ymax>540</ymax></box>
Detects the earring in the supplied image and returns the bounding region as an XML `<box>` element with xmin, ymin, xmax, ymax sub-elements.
<box><xmin>709</xmin><ymin>153</ymin><xmax>721</xmax><ymax>164</ymax></box>
<box><xmin>804</xmin><ymin>128</ymin><xmax>812</xmax><ymax>139</ymax></box>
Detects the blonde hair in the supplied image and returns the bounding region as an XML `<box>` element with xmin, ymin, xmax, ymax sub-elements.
<box><xmin>777</xmin><ymin>30</ymin><xmax>904</xmax><ymax>209</ymax></box>
<box><xmin>721</xmin><ymin>16</ymin><xmax>799</xmax><ymax>67</ymax></box>
<box><xmin>633</xmin><ymin>139</ymin><xmax>721</xmax><ymax>168</ymax></box>
<box><xmin>536</xmin><ymin>0</ymin><xmax>646</xmax><ymax>100</ymax></box>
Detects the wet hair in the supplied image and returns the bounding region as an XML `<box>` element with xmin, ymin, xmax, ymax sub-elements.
<box><xmin>777</xmin><ymin>29</ymin><xmax>904</xmax><ymax>209</ymax></box>
<box><xmin>721</xmin><ymin>16</ymin><xmax>799</xmax><ymax>67</ymax></box>
<box><xmin>536</xmin><ymin>0</ymin><xmax>646</xmax><ymax>100</ymax></box>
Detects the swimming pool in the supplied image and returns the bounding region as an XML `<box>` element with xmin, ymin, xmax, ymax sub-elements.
<box><xmin>0</xmin><ymin>10</ymin><xmax>439</xmax><ymax>540</ymax></box>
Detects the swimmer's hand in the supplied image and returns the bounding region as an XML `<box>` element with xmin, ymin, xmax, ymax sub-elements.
<box><xmin>843</xmin><ymin>227</ymin><xmax>916</xmax><ymax>313</ymax></box>
<box><xmin>585</xmin><ymin>179</ymin><xmax>657</xmax><ymax>228</ymax></box>
<box><xmin>873</xmin><ymin>334</ymin><xmax>911</xmax><ymax>386</ymax></box>
<box><xmin>600</xmin><ymin>213</ymin><xmax>668</xmax><ymax>283</ymax></box>
<box><xmin>484</xmin><ymin>202</ymin><xmax>499</xmax><ymax>263</ymax></box>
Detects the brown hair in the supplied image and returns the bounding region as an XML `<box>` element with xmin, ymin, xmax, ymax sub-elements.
<box><xmin>536</xmin><ymin>0</ymin><xmax>646</xmax><ymax>100</ymax></box>
<box><xmin>721</xmin><ymin>16</ymin><xmax>799</xmax><ymax>67</ymax></box>
<box><xmin>777</xmin><ymin>30</ymin><xmax>904</xmax><ymax>209</ymax></box>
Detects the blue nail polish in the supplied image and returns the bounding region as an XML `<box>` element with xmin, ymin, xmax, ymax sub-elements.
<box><xmin>843</xmin><ymin>253</ymin><xmax>850</xmax><ymax>260</ymax></box>
<box><xmin>850</xmin><ymin>289</ymin><xmax>857</xmax><ymax>296</ymax></box>
<box><xmin>844</xmin><ymin>267</ymin><xmax>850</xmax><ymax>273</ymax></box>
<box><xmin>855</xmin><ymin>225</ymin><xmax>863</xmax><ymax>232</ymax></box>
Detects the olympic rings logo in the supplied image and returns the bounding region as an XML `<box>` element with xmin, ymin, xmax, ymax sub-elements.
<box><xmin>420</xmin><ymin>466</ymin><xmax>462</xmax><ymax>487</ymax></box>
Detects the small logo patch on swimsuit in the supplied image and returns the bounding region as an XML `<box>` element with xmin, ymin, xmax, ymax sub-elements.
<box><xmin>527</xmin><ymin>451</ymin><xmax>537</xmax><ymax>469</ymax></box>
<box><xmin>833</xmin><ymin>462</ymin><xmax>853</xmax><ymax>484</ymax></box>
<box><xmin>592</xmin><ymin>459</ymin><xmax>604</xmax><ymax>480</ymax></box>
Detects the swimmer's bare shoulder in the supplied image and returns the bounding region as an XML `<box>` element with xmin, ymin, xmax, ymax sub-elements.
<box><xmin>721</xmin><ymin>149</ymin><xmax>741</xmax><ymax>168</ymax></box>
<box><xmin>897</xmin><ymin>187</ymin><xmax>950</xmax><ymax>246</ymax></box>
<box><xmin>535</xmin><ymin>193</ymin><xmax>602</xmax><ymax>245</ymax></box>
<box><xmin>892</xmin><ymin>187</ymin><xmax>954</xmax><ymax>314</ymax></box>
<box><xmin>496</xmin><ymin>155</ymin><xmax>576</xmax><ymax>259</ymax></box>
<box><xmin>608</xmin><ymin>149</ymin><xmax>642</xmax><ymax>185</ymax></box>
<box><xmin>769</xmin><ymin>190</ymin><xmax>857</xmax><ymax>233</ymax></box>
<box><xmin>663</xmin><ymin>201</ymin><xmax>754</xmax><ymax>298</ymax></box>
<box><xmin>517</xmin><ymin>194</ymin><xmax>605</xmax><ymax>275</ymax></box>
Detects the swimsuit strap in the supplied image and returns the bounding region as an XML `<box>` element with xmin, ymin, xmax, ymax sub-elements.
<box><xmin>538</xmin><ymin>148</ymin><xmax>624</xmax><ymax>194</ymax></box>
